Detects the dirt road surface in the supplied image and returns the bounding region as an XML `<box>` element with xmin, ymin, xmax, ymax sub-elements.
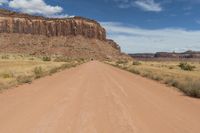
<box><xmin>0</xmin><ymin>61</ymin><xmax>200</xmax><ymax>133</ymax></box>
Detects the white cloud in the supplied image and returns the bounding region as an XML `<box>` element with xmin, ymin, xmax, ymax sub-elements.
<box><xmin>0</xmin><ymin>0</ymin><xmax>8</xmax><ymax>5</ymax></box>
<box><xmin>113</xmin><ymin>0</ymin><xmax>131</xmax><ymax>8</ymax></box>
<box><xmin>112</xmin><ymin>0</ymin><xmax>162</xmax><ymax>12</ymax></box>
<box><xmin>8</xmin><ymin>0</ymin><xmax>63</xmax><ymax>16</ymax></box>
<box><xmin>196</xmin><ymin>20</ymin><xmax>200</xmax><ymax>24</ymax></box>
<box><xmin>0</xmin><ymin>0</ymin><xmax>70</xmax><ymax>18</ymax></box>
<box><xmin>101</xmin><ymin>22</ymin><xmax>200</xmax><ymax>53</ymax></box>
<box><xmin>134</xmin><ymin>0</ymin><xmax>162</xmax><ymax>12</ymax></box>
<box><xmin>50</xmin><ymin>14</ymin><xmax>75</xmax><ymax>18</ymax></box>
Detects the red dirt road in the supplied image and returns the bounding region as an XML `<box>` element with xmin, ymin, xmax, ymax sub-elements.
<box><xmin>0</xmin><ymin>61</ymin><xmax>200</xmax><ymax>133</ymax></box>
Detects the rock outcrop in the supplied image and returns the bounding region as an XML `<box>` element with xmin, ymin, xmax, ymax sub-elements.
<box><xmin>106</xmin><ymin>39</ymin><xmax>121</xmax><ymax>51</ymax></box>
<box><xmin>0</xmin><ymin>9</ymin><xmax>106</xmax><ymax>40</ymax></box>
<box><xmin>0</xmin><ymin>9</ymin><xmax>130</xmax><ymax>60</ymax></box>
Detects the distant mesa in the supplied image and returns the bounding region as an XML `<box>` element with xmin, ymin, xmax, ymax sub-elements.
<box><xmin>129</xmin><ymin>51</ymin><xmax>200</xmax><ymax>60</ymax></box>
<box><xmin>0</xmin><ymin>9</ymin><xmax>130</xmax><ymax>60</ymax></box>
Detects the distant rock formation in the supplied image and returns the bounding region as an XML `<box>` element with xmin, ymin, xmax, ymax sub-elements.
<box><xmin>0</xmin><ymin>9</ymin><xmax>130</xmax><ymax>60</ymax></box>
<box><xmin>155</xmin><ymin>51</ymin><xmax>200</xmax><ymax>58</ymax></box>
<box><xmin>129</xmin><ymin>51</ymin><xmax>200</xmax><ymax>60</ymax></box>
<box><xmin>129</xmin><ymin>53</ymin><xmax>155</xmax><ymax>59</ymax></box>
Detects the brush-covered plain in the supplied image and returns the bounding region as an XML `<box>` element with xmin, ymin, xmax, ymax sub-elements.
<box><xmin>107</xmin><ymin>60</ymin><xmax>200</xmax><ymax>98</ymax></box>
<box><xmin>0</xmin><ymin>54</ymin><xmax>85</xmax><ymax>91</ymax></box>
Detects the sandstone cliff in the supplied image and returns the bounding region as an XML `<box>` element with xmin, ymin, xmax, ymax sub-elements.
<box><xmin>0</xmin><ymin>9</ymin><xmax>130</xmax><ymax>60</ymax></box>
<box><xmin>0</xmin><ymin>9</ymin><xmax>106</xmax><ymax>40</ymax></box>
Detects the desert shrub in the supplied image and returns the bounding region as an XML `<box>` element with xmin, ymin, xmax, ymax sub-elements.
<box><xmin>132</xmin><ymin>61</ymin><xmax>141</xmax><ymax>65</ymax></box>
<box><xmin>178</xmin><ymin>62</ymin><xmax>195</xmax><ymax>71</ymax></box>
<box><xmin>140</xmin><ymin>72</ymin><xmax>151</xmax><ymax>78</ymax></box>
<box><xmin>42</xmin><ymin>56</ymin><xmax>51</xmax><ymax>61</ymax></box>
<box><xmin>0</xmin><ymin>82</ymin><xmax>7</xmax><ymax>90</ymax></box>
<box><xmin>168</xmin><ymin>66</ymin><xmax>174</xmax><ymax>69</ymax></box>
<box><xmin>164</xmin><ymin>78</ymin><xmax>179</xmax><ymax>87</ymax></box>
<box><xmin>129</xmin><ymin>68</ymin><xmax>140</xmax><ymax>75</ymax></box>
<box><xmin>17</xmin><ymin>75</ymin><xmax>32</xmax><ymax>84</ymax></box>
<box><xmin>0</xmin><ymin>82</ymin><xmax>4</xmax><ymax>89</ymax></box>
<box><xmin>1</xmin><ymin>72</ymin><xmax>14</xmax><ymax>79</ymax></box>
<box><xmin>121</xmin><ymin>66</ymin><xmax>128</xmax><ymax>70</ymax></box>
<box><xmin>1</xmin><ymin>55</ymin><xmax>9</xmax><ymax>59</ymax></box>
<box><xmin>178</xmin><ymin>80</ymin><xmax>200</xmax><ymax>98</ymax></box>
<box><xmin>116</xmin><ymin>60</ymin><xmax>128</xmax><ymax>64</ymax></box>
<box><xmin>60</xmin><ymin>63</ymin><xmax>76</xmax><ymax>70</ymax></box>
<box><xmin>54</xmin><ymin>57</ymin><xmax>71</xmax><ymax>62</ymax></box>
<box><xmin>49</xmin><ymin>67</ymin><xmax>59</xmax><ymax>75</ymax></box>
<box><xmin>29</xmin><ymin>57</ymin><xmax>35</xmax><ymax>60</ymax></box>
<box><xmin>76</xmin><ymin>58</ymin><xmax>85</xmax><ymax>62</ymax></box>
<box><xmin>151</xmin><ymin>75</ymin><xmax>162</xmax><ymax>81</ymax></box>
<box><xmin>80</xmin><ymin>58</ymin><xmax>85</xmax><ymax>61</ymax></box>
<box><xmin>33</xmin><ymin>67</ymin><xmax>43</xmax><ymax>79</ymax></box>
<box><xmin>49</xmin><ymin>62</ymin><xmax>78</xmax><ymax>75</ymax></box>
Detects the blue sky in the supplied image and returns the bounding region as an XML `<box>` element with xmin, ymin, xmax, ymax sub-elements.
<box><xmin>0</xmin><ymin>0</ymin><xmax>200</xmax><ymax>53</ymax></box>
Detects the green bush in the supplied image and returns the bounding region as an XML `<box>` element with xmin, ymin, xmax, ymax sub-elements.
<box><xmin>178</xmin><ymin>62</ymin><xmax>195</xmax><ymax>71</ymax></box>
<box><xmin>33</xmin><ymin>67</ymin><xmax>43</xmax><ymax>79</ymax></box>
<box><xmin>42</xmin><ymin>56</ymin><xmax>51</xmax><ymax>61</ymax></box>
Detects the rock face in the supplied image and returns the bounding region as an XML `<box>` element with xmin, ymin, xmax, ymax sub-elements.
<box><xmin>0</xmin><ymin>9</ymin><xmax>130</xmax><ymax>60</ymax></box>
<box><xmin>106</xmin><ymin>39</ymin><xmax>121</xmax><ymax>51</ymax></box>
<box><xmin>0</xmin><ymin>9</ymin><xmax>106</xmax><ymax>40</ymax></box>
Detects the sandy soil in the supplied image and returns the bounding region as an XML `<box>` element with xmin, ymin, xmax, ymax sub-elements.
<box><xmin>0</xmin><ymin>61</ymin><xmax>200</xmax><ymax>133</ymax></box>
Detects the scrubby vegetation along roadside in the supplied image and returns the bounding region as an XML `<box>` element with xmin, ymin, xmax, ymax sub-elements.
<box><xmin>106</xmin><ymin>60</ymin><xmax>200</xmax><ymax>98</ymax></box>
<box><xmin>0</xmin><ymin>54</ymin><xmax>86</xmax><ymax>91</ymax></box>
